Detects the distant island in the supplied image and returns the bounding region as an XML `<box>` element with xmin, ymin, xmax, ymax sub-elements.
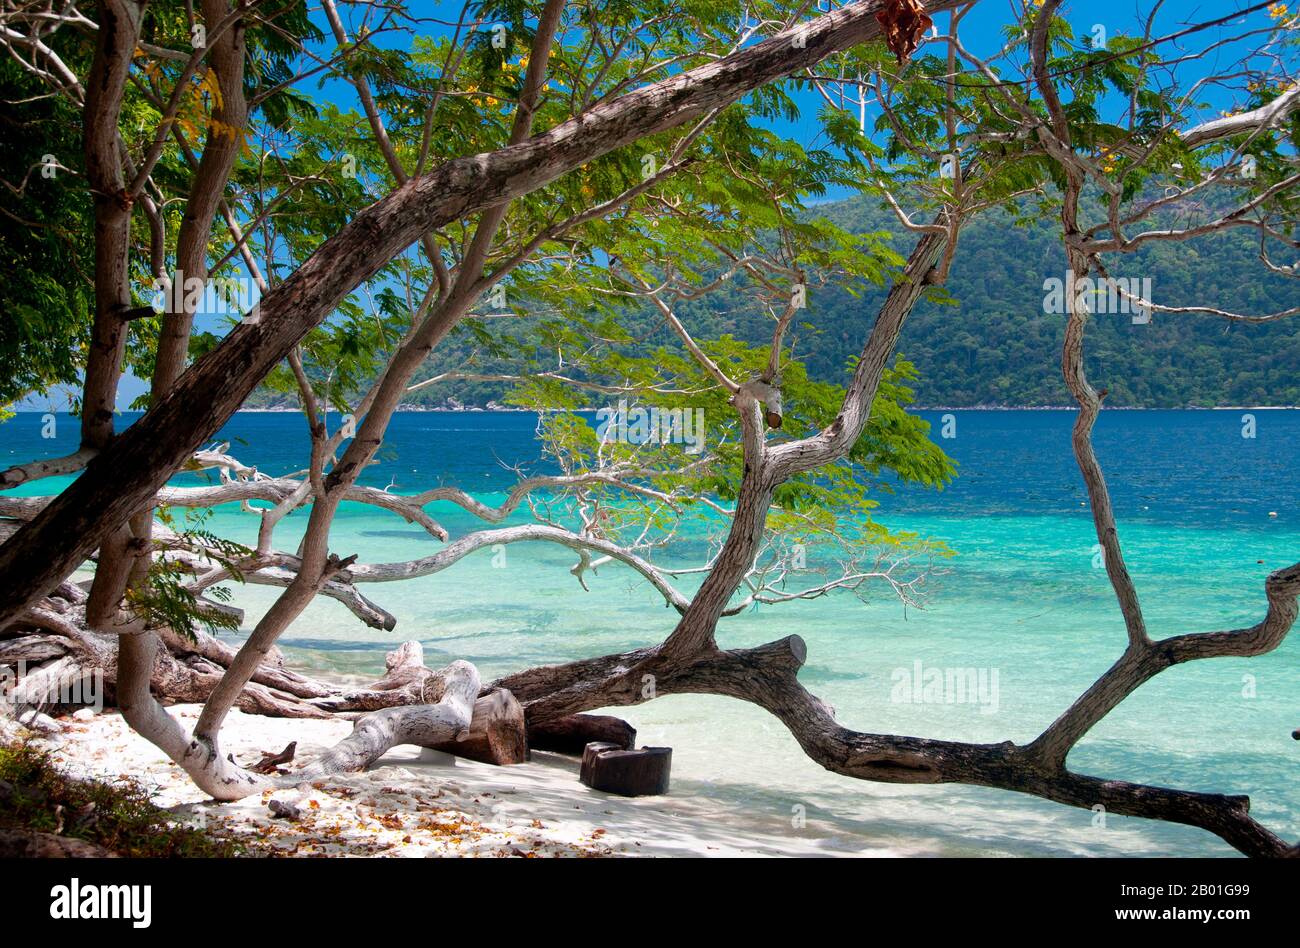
<box><xmin>246</xmin><ymin>194</ymin><xmax>1299</xmax><ymax>413</ymax></box>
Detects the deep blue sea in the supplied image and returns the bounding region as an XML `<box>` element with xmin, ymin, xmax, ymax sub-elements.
<box><xmin>3</xmin><ymin>408</ymin><xmax>1297</xmax><ymax>856</ymax></box>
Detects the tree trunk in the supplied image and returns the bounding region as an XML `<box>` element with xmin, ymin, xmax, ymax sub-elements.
<box><xmin>0</xmin><ymin>0</ymin><xmax>971</xmax><ymax>630</ymax></box>
<box><xmin>528</xmin><ymin>713</ymin><xmax>636</xmax><ymax>755</ymax></box>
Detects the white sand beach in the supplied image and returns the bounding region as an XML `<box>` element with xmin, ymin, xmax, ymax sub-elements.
<box><xmin>36</xmin><ymin>706</ymin><xmax>883</xmax><ymax>858</ymax></box>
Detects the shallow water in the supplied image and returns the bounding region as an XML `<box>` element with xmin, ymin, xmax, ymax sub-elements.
<box><xmin>3</xmin><ymin>408</ymin><xmax>1296</xmax><ymax>855</ymax></box>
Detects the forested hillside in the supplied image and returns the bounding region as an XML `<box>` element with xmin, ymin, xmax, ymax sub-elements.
<box><xmin>243</xmin><ymin>193</ymin><xmax>1299</xmax><ymax>412</ymax></box>
<box><xmin>376</xmin><ymin>193</ymin><xmax>1297</xmax><ymax>410</ymax></box>
<box><xmin>808</xmin><ymin>196</ymin><xmax>1300</xmax><ymax>406</ymax></box>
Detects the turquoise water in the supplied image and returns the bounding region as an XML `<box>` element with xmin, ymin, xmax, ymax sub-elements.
<box><xmin>3</xmin><ymin>409</ymin><xmax>1297</xmax><ymax>855</ymax></box>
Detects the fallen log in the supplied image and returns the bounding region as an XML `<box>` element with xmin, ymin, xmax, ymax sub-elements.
<box><xmin>307</xmin><ymin>640</ymin><xmax>448</xmax><ymax>713</ymax></box>
<box><xmin>529</xmin><ymin>713</ymin><xmax>636</xmax><ymax>755</ymax></box>
<box><xmin>0</xmin><ymin>595</ymin><xmax>529</xmax><ymax>770</ymax></box>
<box><xmin>291</xmin><ymin>660</ymin><xmax>482</xmax><ymax>780</ymax></box>
<box><xmin>430</xmin><ymin>688</ymin><xmax>529</xmax><ymax>765</ymax></box>
<box><xmin>580</xmin><ymin>742</ymin><xmax>672</xmax><ymax>797</ymax></box>
<box><xmin>0</xmin><ymin>636</ymin><xmax>68</xmax><ymax>665</ymax></box>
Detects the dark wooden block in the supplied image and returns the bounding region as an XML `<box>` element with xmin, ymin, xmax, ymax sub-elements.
<box><xmin>579</xmin><ymin>742</ymin><xmax>671</xmax><ymax>797</ymax></box>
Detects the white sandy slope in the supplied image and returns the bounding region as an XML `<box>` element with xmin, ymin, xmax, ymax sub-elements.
<box><xmin>37</xmin><ymin>706</ymin><xmax>875</xmax><ymax>857</ymax></box>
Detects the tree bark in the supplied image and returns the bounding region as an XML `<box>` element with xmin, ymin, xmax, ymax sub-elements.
<box><xmin>151</xmin><ymin>0</ymin><xmax>248</xmax><ymax>397</ymax></box>
<box><xmin>78</xmin><ymin>0</ymin><xmax>142</xmax><ymax>452</ymax></box>
<box><xmin>580</xmin><ymin>744</ymin><xmax>671</xmax><ymax>797</ymax></box>
<box><xmin>529</xmin><ymin>714</ymin><xmax>636</xmax><ymax>755</ymax></box>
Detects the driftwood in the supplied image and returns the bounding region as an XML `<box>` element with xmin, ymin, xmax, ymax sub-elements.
<box><xmin>291</xmin><ymin>660</ymin><xmax>481</xmax><ymax>781</ymax></box>
<box><xmin>580</xmin><ymin>743</ymin><xmax>672</xmax><ymax>797</ymax></box>
<box><xmin>0</xmin><ymin>599</ymin><xmax>528</xmax><ymax>775</ymax></box>
<box><xmin>430</xmin><ymin>689</ymin><xmax>529</xmax><ymax>765</ymax></box>
<box><xmin>529</xmin><ymin>713</ymin><xmax>635</xmax><ymax>756</ymax></box>
<box><xmin>249</xmin><ymin>741</ymin><xmax>297</xmax><ymax>774</ymax></box>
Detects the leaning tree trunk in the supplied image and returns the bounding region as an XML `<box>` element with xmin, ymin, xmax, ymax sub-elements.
<box><xmin>0</xmin><ymin>0</ymin><xmax>973</xmax><ymax>629</ymax></box>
